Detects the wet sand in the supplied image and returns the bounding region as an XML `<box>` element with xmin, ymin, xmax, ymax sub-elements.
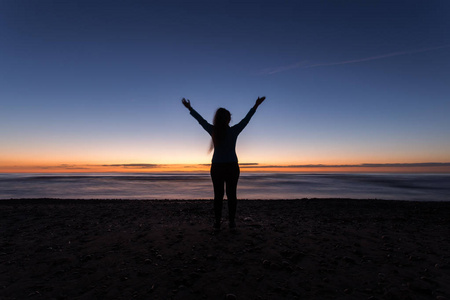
<box><xmin>1</xmin><ymin>199</ymin><xmax>449</xmax><ymax>299</ymax></box>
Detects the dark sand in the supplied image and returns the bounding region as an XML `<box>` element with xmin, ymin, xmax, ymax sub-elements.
<box><xmin>1</xmin><ymin>199</ymin><xmax>449</xmax><ymax>299</ymax></box>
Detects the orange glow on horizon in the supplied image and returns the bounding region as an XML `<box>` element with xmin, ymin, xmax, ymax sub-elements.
<box><xmin>1</xmin><ymin>162</ymin><xmax>449</xmax><ymax>173</ymax></box>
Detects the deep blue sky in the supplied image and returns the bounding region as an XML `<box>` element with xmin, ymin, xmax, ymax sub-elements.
<box><xmin>1</xmin><ymin>0</ymin><xmax>449</xmax><ymax>171</ymax></box>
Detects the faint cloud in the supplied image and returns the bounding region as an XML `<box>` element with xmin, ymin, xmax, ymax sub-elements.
<box><xmin>40</xmin><ymin>164</ymin><xmax>89</xmax><ymax>170</ymax></box>
<box><xmin>359</xmin><ymin>163</ymin><xmax>450</xmax><ymax>168</ymax></box>
<box><xmin>261</xmin><ymin>44</ymin><xmax>450</xmax><ymax>75</ymax></box>
<box><xmin>199</xmin><ymin>163</ymin><xmax>259</xmax><ymax>167</ymax></box>
<box><xmin>240</xmin><ymin>162</ymin><xmax>450</xmax><ymax>168</ymax></box>
<box><xmin>259</xmin><ymin>61</ymin><xmax>309</xmax><ymax>75</ymax></box>
<box><xmin>102</xmin><ymin>164</ymin><xmax>161</xmax><ymax>169</ymax></box>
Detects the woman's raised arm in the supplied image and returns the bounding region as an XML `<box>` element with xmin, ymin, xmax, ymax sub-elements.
<box><xmin>183</xmin><ymin>98</ymin><xmax>213</xmax><ymax>134</ymax></box>
<box><xmin>233</xmin><ymin>96</ymin><xmax>266</xmax><ymax>134</ymax></box>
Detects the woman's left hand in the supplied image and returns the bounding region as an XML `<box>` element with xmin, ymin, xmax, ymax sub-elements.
<box><xmin>182</xmin><ymin>98</ymin><xmax>192</xmax><ymax>110</ymax></box>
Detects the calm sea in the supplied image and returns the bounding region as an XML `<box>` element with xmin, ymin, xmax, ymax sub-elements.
<box><xmin>1</xmin><ymin>173</ymin><xmax>449</xmax><ymax>201</ymax></box>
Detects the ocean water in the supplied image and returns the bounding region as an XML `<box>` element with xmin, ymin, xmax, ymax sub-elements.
<box><xmin>0</xmin><ymin>173</ymin><xmax>449</xmax><ymax>201</ymax></box>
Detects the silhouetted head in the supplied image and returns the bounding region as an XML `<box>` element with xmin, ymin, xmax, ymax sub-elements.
<box><xmin>213</xmin><ymin>108</ymin><xmax>231</xmax><ymax>127</ymax></box>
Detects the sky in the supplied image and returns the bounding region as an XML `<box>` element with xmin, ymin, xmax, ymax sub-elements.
<box><xmin>1</xmin><ymin>0</ymin><xmax>449</xmax><ymax>173</ymax></box>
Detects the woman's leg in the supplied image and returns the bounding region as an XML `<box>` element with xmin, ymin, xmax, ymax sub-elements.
<box><xmin>210</xmin><ymin>164</ymin><xmax>225</xmax><ymax>227</ymax></box>
<box><xmin>225</xmin><ymin>163</ymin><xmax>240</xmax><ymax>227</ymax></box>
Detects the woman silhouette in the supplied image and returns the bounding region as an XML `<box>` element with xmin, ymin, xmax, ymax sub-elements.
<box><xmin>182</xmin><ymin>96</ymin><xmax>266</xmax><ymax>231</ymax></box>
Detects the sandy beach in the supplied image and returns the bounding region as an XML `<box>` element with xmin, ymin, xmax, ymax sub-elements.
<box><xmin>1</xmin><ymin>199</ymin><xmax>449</xmax><ymax>299</ymax></box>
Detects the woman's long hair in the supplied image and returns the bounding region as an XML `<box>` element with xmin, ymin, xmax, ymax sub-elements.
<box><xmin>210</xmin><ymin>108</ymin><xmax>231</xmax><ymax>151</ymax></box>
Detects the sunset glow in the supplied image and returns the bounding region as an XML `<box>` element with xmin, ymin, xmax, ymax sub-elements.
<box><xmin>1</xmin><ymin>162</ymin><xmax>449</xmax><ymax>174</ymax></box>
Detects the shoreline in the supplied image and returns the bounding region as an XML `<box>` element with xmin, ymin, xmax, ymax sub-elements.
<box><xmin>1</xmin><ymin>199</ymin><xmax>449</xmax><ymax>299</ymax></box>
<box><xmin>1</xmin><ymin>197</ymin><xmax>449</xmax><ymax>202</ymax></box>
<box><xmin>2</xmin><ymin>173</ymin><xmax>449</xmax><ymax>201</ymax></box>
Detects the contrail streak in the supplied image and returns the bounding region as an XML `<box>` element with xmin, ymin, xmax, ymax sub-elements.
<box><xmin>259</xmin><ymin>61</ymin><xmax>309</xmax><ymax>75</ymax></box>
<box><xmin>261</xmin><ymin>44</ymin><xmax>450</xmax><ymax>75</ymax></box>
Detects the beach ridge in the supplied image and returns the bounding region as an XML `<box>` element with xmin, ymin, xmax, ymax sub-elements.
<box><xmin>1</xmin><ymin>199</ymin><xmax>449</xmax><ymax>299</ymax></box>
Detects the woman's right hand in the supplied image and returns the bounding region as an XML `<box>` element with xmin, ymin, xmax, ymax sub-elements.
<box><xmin>255</xmin><ymin>96</ymin><xmax>266</xmax><ymax>108</ymax></box>
<box><xmin>182</xmin><ymin>98</ymin><xmax>192</xmax><ymax>111</ymax></box>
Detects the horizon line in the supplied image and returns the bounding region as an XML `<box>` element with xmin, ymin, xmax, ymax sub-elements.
<box><xmin>1</xmin><ymin>162</ymin><xmax>450</xmax><ymax>173</ymax></box>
